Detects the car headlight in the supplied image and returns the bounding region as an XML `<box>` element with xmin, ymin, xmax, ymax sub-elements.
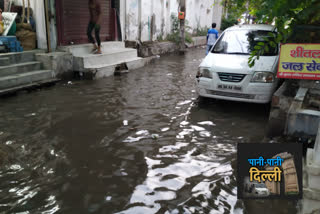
<box><xmin>196</xmin><ymin>67</ymin><xmax>212</xmax><ymax>79</ymax></box>
<box><xmin>251</xmin><ymin>72</ymin><xmax>275</xmax><ymax>83</ymax></box>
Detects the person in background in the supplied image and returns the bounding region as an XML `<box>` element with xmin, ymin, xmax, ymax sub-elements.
<box><xmin>206</xmin><ymin>23</ymin><xmax>219</xmax><ymax>55</ymax></box>
<box><xmin>87</xmin><ymin>0</ymin><xmax>102</xmax><ymax>54</ymax></box>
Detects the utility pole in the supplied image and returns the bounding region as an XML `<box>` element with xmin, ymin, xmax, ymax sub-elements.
<box><xmin>179</xmin><ymin>0</ymin><xmax>186</xmax><ymax>53</ymax></box>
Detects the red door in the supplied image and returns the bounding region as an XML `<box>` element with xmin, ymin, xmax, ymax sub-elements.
<box><xmin>56</xmin><ymin>0</ymin><xmax>113</xmax><ymax>46</ymax></box>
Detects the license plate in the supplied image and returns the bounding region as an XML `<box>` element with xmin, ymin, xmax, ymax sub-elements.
<box><xmin>217</xmin><ymin>84</ymin><xmax>242</xmax><ymax>91</ymax></box>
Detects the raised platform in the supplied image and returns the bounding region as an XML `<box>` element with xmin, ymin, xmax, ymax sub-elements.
<box><xmin>73</xmin><ymin>48</ymin><xmax>139</xmax><ymax>71</ymax></box>
<box><xmin>58</xmin><ymin>41</ymin><xmax>146</xmax><ymax>79</ymax></box>
<box><xmin>58</xmin><ymin>41</ymin><xmax>125</xmax><ymax>56</ymax></box>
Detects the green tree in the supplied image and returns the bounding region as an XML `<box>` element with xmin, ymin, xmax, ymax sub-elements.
<box><xmin>222</xmin><ymin>0</ymin><xmax>320</xmax><ymax>66</ymax></box>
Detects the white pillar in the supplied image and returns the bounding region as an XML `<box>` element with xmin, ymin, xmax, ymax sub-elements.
<box><xmin>120</xmin><ymin>0</ymin><xmax>126</xmax><ymax>41</ymax></box>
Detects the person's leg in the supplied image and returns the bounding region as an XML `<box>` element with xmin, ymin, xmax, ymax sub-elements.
<box><xmin>206</xmin><ymin>45</ymin><xmax>212</xmax><ymax>55</ymax></box>
<box><xmin>94</xmin><ymin>24</ymin><xmax>101</xmax><ymax>54</ymax></box>
<box><xmin>206</xmin><ymin>45</ymin><xmax>210</xmax><ymax>55</ymax></box>
<box><xmin>87</xmin><ymin>22</ymin><xmax>97</xmax><ymax>51</ymax></box>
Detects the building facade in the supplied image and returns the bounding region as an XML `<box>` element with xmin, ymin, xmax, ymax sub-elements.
<box><xmin>7</xmin><ymin>0</ymin><xmax>224</xmax><ymax>50</ymax></box>
<box><xmin>120</xmin><ymin>0</ymin><xmax>224</xmax><ymax>42</ymax></box>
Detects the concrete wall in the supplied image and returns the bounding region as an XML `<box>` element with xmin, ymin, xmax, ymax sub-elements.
<box><xmin>121</xmin><ymin>0</ymin><xmax>224</xmax><ymax>42</ymax></box>
<box><xmin>11</xmin><ymin>0</ymin><xmax>223</xmax><ymax>48</ymax></box>
<box><xmin>211</xmin><ymin>0</ymin><xmax>224</xmax><ymax>30</ymax></box>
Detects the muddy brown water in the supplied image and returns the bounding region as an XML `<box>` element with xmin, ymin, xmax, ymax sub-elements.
<box><xmin>0</xmin><ymin>48</ymin><xmax>298</xmax><ymax>213</ymax></box>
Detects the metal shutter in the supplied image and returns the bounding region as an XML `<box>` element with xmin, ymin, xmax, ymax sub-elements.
<box><xmin>56</xmin><ymin>0</ymin><xmax>112</xmax><ymax>45</ymax></box>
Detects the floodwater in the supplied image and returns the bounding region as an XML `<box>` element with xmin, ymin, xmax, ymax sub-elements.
<box><xmin>0</xmin><ymin>48</ymin><xmax>298</xmax><ymax>213</ymax></box>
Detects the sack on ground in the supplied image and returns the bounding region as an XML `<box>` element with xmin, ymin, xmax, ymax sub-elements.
<box><xmin>16</xmin><ymin>29</ymin><xmax>36</xmax><ymax>50</ymax></box>
<box><xmin>16</xmin><ymin>23</ymin><xmax>33</xmax><ymax>31</ymax></box>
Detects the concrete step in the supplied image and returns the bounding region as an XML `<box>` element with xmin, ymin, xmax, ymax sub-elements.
<box><xmin>86</xmin><ymin>57</ymin><xmax>143</xmax><ymax>69</ymax></box>
<box><xmin>0</xmin><ymin>57</ymin><xmax>10</xmax><ymax>66</ymax></box>
<box><xmin>0</xmin><ymin>50</ymin><xmax>44</xmax><ymax>65</ymax></box>
<box><xmin>0</xmin><ymin>78</ymin><xmax>60</xmax><ymax>96</ymax></box>
<box><xmin>74</xmin><ymin>48</ymin><xmax>138</xmax><ymax>72</ymax></box>
<box><xmin>0</xmin><ymin>70</ymin><xmax>55</xmax><ymax>90</ymax></box>
<box><xmin>83</xmin><ymin>57</ymin><xmax>150</xmax><ymax>79</ymax></box>
<box><xmin>0</xmin><ymin>61</ymin><xmax>42</xmax><ymax>77</ymax></box>
<box><xmin>58</xmin><ymin>41</ymin><xmax>126</xmax><ymax>56</ymax></box>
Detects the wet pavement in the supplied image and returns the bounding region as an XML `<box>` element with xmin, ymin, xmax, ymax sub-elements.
<box><xmin>0</xmin><ymin>48</ymin><xmax>298</xmax><ymax>213</ymax></box>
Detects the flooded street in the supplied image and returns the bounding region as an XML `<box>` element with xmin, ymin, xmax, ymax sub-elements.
<box><xmin>0</xmin><ymin>48</ymin><xmax>298</xmax><ymax>213</ymax></box>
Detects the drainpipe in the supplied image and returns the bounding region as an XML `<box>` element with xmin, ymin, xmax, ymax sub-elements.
<box><xmin>148</xmin><ymin>16</ymin><xmax>150</xmax><ymax>41</ymax></box>
<box><xmin>44</xmin><ymin>0</ymin><xmax>51</xmax><ymax>52</ymax></box>
<box><xmin>314</xmin><ymin>125</ymin><xmax>320</xmax><ymax>164</ymax></box>
<box><xmin>138</xmin><ymin>0</ymin><xmax>141</xmax><ymax>41</ymax></box>
<box><xmin>150</xmin><ymin>0</ymin><xmax>153</xmax><ymax>41</ymax></box>
<box><xmin>179</xmin><ymin>0</ymin><xmax>186</xmax><ymax>52</ymax></box>
<box><xmin>124</xmin><ymin>0</ymin><xmax>127</xmax><ymax>41</ymax></box>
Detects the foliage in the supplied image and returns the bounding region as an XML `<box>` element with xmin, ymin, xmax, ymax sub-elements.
<box><xmin>157</xmin><ymin>35</ymin><xmax>164</xmax><ymax>41</ymax></box>
<box><xmin>165</xmin><ymin>14</ymin><xmax>193</xmax><ymax>44</ymax></box>
<box><xmin>194</xmin><ymin>27</ymin><xmax>209</xmax><ymax>36</ymax></box>
<box><xmin>221</xmin><ymin>0</ymin><xmax>247</xmax><ymax>20</ymax></box>
<box><xmin>221</xmin><ymin>17</ymin><xmax>239</xmax><ymax>31</ymax></box>
<box><xmin>248</xmin><ymin>31</ymin><xmax>279</xmax><ymax>67</ymax></box>
<box><xmin>166</xmin><ymin>32</ymin><xmax>180</xmax><ymax>43</ymax></box>
<box><xmin>221</xmin><ymin>0</ymin><xmax>320</xmax><ymax>67</ymax></box>
<box><xmin>166</xmin><ymin>32</ymin><xmax>193</xmax><ymax>44</ymax></box>
<box><xmin>170</xmin><ymin>14</ymin><xmax>180</xmax><ymax>33</ymax></box>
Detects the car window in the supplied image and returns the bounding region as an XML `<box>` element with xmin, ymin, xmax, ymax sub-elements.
<box><xmin>212</xmin><ymin>29</ymin><xmax>278</xmax><ymax>56</ymax></box>
<box><xmin>255</xmin><ymin>183</ymin><xmax>266</xmax><ymax>188</ymax></box>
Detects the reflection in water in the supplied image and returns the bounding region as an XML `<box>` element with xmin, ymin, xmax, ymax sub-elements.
<box><xmin>0</xmin><ymin>48</ymin><xmax>298</xmax><ymax>213</ymax></box>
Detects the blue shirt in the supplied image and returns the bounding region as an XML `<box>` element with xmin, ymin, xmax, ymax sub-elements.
<box><xmin>207</xmin><ymin>28</ymin><xmax>219</xmax><ymax>45</ymax></box>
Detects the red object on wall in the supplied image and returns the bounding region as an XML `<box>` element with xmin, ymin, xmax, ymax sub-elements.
<box><xmin>56</xmin><ymin>0</ymin><xmax>114</xmax><ymax>46</ymax></box>
<box><xmin>178</xmin><ymin>11</ymin><xmax>185</xmax><ymax>20</ymax></box>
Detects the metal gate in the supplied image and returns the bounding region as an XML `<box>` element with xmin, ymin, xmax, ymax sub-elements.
<box><xmin>56</xmin><ymin>0</ymin><xmax>113</xmax><ymax>46</ymax></box>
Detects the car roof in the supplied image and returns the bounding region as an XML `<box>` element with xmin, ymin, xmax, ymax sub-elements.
<box><xmin>225</xmin><ymin>24</ymin><xmax>276</xmax><ymax>32</ymax></box>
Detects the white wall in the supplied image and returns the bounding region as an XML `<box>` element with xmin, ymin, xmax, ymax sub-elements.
<box><xmin>11</xmin><ymin>0</ymin><xmax>47</xmax><ymax>49</ymax></box>
<box><xmin>212</xmin><ymin>0</ymin><xmax>223</xmax><ymax>30</ymax></box>
<box><xmin>125</xmin><ymin>0</ymin><xmax>139</xmax><ymax>41</ymax></box>
<box><xmin>121</xmin><ymin>0</ymin><xmax>223</xmax><ymax>42</ymax></box>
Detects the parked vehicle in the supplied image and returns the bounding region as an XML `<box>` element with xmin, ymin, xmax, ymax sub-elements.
<box><xmin>196</xmin><ymin>24</ymin><xmax>279</xmax><ymax>104</ymax></box>
<box><xmin>253</xmin><ymin>183</ymin><xmax>270</xmax><ymax>196</ymax></box>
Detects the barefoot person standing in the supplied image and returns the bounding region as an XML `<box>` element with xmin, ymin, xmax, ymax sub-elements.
<box><xmin>87</xmin><ymin>0</ymin><xmax>102</xmax><ymax>54</ymax></box>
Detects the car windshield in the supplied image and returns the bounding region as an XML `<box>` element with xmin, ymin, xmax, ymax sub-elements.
<box><xmin>255</xmin><ymin>183</ymin><xmax>266</xmax><ymax>188</ymax></box>
<box><xmin>212</xmin><ymin>29</ymin><xmax>278</xmax><ymax>56</ymax></box>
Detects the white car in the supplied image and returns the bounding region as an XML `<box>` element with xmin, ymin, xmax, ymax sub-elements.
<box><xmin>253</xmin><ymin>183</ymin><xmax>270</xmax><ymax>196</ymax></box>
<box><xmin>196</xmin><ymin>24</ymin><xmax>279</xmax><ymax>104</ymax></box>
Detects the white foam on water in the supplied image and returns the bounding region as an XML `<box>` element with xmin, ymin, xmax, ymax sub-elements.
<box><xmin>159</xmin><ymin>143</ymin><xmax>189</xmax><ymax>153</ymax></box>
<box><xmin>199</xmin><ymin>131</ymin><xmax>211</xmax><ymax>138</ymax></box>
<box><xmin>180</xmin><ymin>121</ymin><xmax>189</xmax><ymax>126</ymax></box>
<box><xmin>161</xmin><ymin>127</ymin><xmax>170</xmax><ymax>132</ymax></box>
<box><xmin>136</xmin><ymin>130</ymin><xmax>149</xmax><ymax>135</ymax></box>
<box><xmin>197</xmin><ymin>121</ymin><xmax>216</xmax><ymax>126</ymax></box>
<box><xmin>177</xmin><ymin>100</ymin><xmax>192</xmax><ymax>106</ymax></box>
<box><xmin>190</xmin><ymin>125</ymin><xmax>205</xmax><ymax>131</ymax></box>
<box><xmin>123</xmin><ymin>136</ymin><xmax>145</xmax><ymax>143</ymax></box>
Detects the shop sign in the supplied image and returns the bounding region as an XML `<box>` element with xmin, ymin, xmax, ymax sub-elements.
<box><xmin>277</xmin><ymin>44</ymin><xmax>320</xmax><ymax>80</ymax></box>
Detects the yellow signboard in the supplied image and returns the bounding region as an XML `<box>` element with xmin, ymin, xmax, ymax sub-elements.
<box><xmin>277</xmin><ymin>44</ymin><xmax>320</xmax><ymax>80</ymax></box>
